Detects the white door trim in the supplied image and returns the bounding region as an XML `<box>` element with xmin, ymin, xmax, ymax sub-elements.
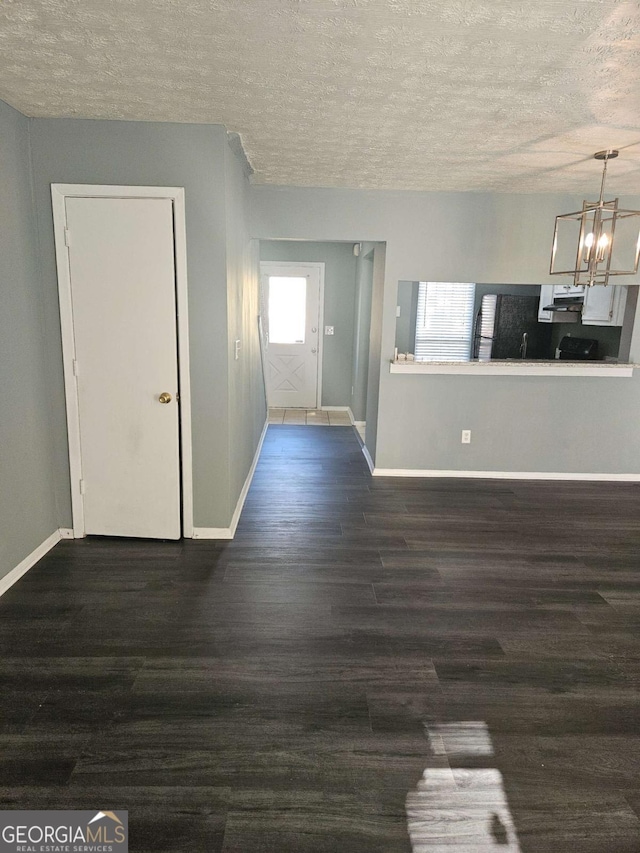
<box><xmin>260</xmin><ymin>261</ymin><xmax>325</xmax><ymax>408</ymax></box>
<box><xmin>51</xmin><ymin>184</ymin><xmax>193</xmax><ymax>539</ymax></box>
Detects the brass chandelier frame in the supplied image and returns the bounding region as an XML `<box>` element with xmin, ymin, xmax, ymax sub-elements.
<box><xmin>550</xmin><ymin>150</ymin><xmax>640</xmax><ymax>287</ymax></box>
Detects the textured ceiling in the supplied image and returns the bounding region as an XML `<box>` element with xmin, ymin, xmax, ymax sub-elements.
<box><xmin>2</xmin><ymin>0</ymin><xmax>640</xmax><ymax>192</ymax></box>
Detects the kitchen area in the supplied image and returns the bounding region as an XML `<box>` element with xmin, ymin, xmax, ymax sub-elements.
<box><xmin>394</xmin><ymin>280</ymin><xmax>637</xmax><ymax>365</ymax></box>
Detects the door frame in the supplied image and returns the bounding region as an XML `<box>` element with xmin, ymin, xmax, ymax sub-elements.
<box><xmin>260</xmin><ymin>261</ymin><xmax>325</xmax><ymax>408</ymax></box>
<box><xmin>51</xmin><ymin>184</ymin><xmax>193</xmax><ymax>539</ymax></box>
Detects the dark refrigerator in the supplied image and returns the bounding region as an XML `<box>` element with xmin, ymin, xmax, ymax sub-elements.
<box><xmin>472</xmin><ymin>294</ymin><xmax>552</xmax><ymax>361</ymax></box>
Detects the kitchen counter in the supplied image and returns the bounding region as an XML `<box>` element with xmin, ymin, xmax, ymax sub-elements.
<box><xmin>390</xmin><ymin>360</ymin><xmax>635</xmax><ymax>377</ymax></box>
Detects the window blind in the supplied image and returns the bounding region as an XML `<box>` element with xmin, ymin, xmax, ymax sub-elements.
<box><xmin>414</xmin><ymin>282</ymin><xmax>476</xmax><ymax>361</ymax></box>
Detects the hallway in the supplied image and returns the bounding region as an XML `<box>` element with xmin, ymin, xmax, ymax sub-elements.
<box><xmin>0</xmin><ymin>425</ymin><xmax>639</xmax><ymax>851</ymax></box>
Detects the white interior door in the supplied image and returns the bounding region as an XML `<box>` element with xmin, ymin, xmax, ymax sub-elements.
<box><xmin>65</xmin><ymin>196</ymin><xmax>181</xmax><ymax>539</ymax></box>
<box><xmin>262</xmin><ymin>263</ymin><xmax>322</xmax><ymax>408</ymax></box>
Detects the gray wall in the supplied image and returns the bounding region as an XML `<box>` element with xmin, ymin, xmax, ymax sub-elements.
<box><xmin>0</xmin><ymin>100</ymin><xmax>58</xmax><ymax>581</ymax></box>
<box><xmin>364</xmin><ymin>244</ymin><xmax>386</xmax><ymax>460</ymax></box>
<box><xmin>620</xmin><ymin>287</ymin><xmax>639</xmax><ymax>362</ymax></box>
<box><xmin>225</xmin><ymin>138</ymin><xmax>268</xmax><ymax>512</ymax></box>
<box><xmin>351</xmin><ymin>243</ymin><xmax>376</xmax><ymax>422</ymax></box>
<box><xmin>28</xmin><ymin>117</ymin><xmax>263</xmax><ymax>530</ymax></box>
<box><xmin>395</xmin><ymin>280</ymin><xmax>419</xmax><ymax>355</ymax></box>
<box><xmin>260</xmin><ymin>240</ymin><xmax>357</xmax><ymax>407</ymax></box>
<box><xmin>251</xmin><ymin>185</ymin><xmax>640</xmax><ymax>474</ymax></box>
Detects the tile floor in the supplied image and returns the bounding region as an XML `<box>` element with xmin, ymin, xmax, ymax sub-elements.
<box><xmin>268</xmin><ymin>408</ymin><xmax>353</xmax><ymax>426</ymax></box>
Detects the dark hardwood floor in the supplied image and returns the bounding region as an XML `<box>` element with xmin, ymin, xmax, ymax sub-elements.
<box><xmin>1</xmin><ymin>425</ymin><xmax>640</xmax><ymax>851</ymax></box>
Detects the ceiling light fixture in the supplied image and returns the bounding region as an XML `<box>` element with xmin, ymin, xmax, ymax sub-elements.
<box><xmin>550</xmin><ymin>150</ymin><xmax>640</xmax><ymax>287</ymax></box>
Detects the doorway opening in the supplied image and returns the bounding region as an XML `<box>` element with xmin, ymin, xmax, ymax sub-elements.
<box><xmin>259</xmin><ymin>240</ymin><xmax>378</xmax><ymax>444</ymax></box>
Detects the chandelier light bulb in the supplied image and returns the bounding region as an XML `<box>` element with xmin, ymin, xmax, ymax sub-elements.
<box><xmin>596</xmin><ymin>232</ymin><xmax>609</xmax><ymax>263</ymax></box>
<box><xmin>583</xmin><ymin>231</ymin><xmax>594</xmax><ymax>263</ymax></box>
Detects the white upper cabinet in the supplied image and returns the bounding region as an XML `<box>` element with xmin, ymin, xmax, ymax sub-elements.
<box><xmin>582</xmin><ymin>285</ymin><xmax>627</xmax><ymax>326</ymax></box>
<box><xmin>538</xmin><ymin>283</ymin><xmax>626</xmax><ymax>326</ymax></box>
<box><xmin>553</xmin><ymin>283</ymin><xmax>587</xmax><ymax>298</ymax></box>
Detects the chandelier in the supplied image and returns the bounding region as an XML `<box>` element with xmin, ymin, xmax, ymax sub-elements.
<box><xmin>550</xmin><ymin>150</ymin><xmax>640</xmax><ymax>287</ymax></box>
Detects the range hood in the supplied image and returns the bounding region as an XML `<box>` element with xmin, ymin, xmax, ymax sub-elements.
<box><xmin>542</xmin><ymin>296</ymin><xmax>584</xmax><ymax>313</ymax></box>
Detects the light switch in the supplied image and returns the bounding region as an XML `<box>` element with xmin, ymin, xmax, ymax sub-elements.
<box><xmin>234</xmin><ymin>339</ymin><xmax>241</xmax><ymax>360</ymax></box>
<box><xmin>325</xmin><ymin>326</ymin><xmax>334</xmax><ymax>335</ymax></box>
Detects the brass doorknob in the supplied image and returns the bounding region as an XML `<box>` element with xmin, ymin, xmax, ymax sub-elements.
<box><xmin>158</xmin><ymin>392</ymin><xmax>172</xmax><ymax>404</ymax></box>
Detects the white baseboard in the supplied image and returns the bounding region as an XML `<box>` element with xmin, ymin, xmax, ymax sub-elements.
<box><xmin>371</xmin><ymin>468</ymin><xmax>640</xmax><ymax>481</ymax></box>
<box><xmin>321</xmin><ymin>406</ymin><xmax>354</xmax><ymax>423</ymax></box>
<box><xmin>0</xmin><ymin>529</ymin><xmax>62</xmax><ymax>599</ymax></box>
<box><xmin>192</xmin><ymin>527</ymin><xmax>235</xmax><ymax>540</ymax></box>
<box><xmin>59</xmin><ymin>528</ymin><xmax>75</xmax><ymax>539</ymax></box>
<box><xmin>354</xmin><ymin>420</ymin><xmax>365</xmax><ymax>428</ymax></box>
<box><xmin>192</xmin><ymin>418</ymin><xmax>269</xmax><ymax>540</ymax></box>
<box><xmin>362</xmin><ymin>444</ymin><xmax>375</xmax><ymax>474</ymax></box>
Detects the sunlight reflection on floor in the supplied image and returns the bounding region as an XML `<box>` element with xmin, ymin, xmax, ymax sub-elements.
<box><xmin>406</xmin><ymin>723</ymin><xmax>522</xmax><ymax>851</ymax></box>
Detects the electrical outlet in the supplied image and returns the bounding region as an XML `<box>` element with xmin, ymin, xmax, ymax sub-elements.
<box><xmin>325</xmin><ymin>326</ymin><xmax>334</xmax><ymax>335</ymax></box>
<box><xmin>461</xmin><ymin>429</ymin><xmax>471</xmax><ymax>444</ymax></box>
<box><xmin>396</xmin><ymin>306</ymin><xmax>401</xmax><ymax>317</ymax></box>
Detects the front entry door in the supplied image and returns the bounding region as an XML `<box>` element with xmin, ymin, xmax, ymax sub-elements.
<box><xmin>64</xmin><ymin>196</ymin><xmax>181</xmax><ymax>539</ymax></box>
<box><xmin>262</xmin><ymin>263</ymin><xmax>322</xmax><ymax>408</ymax></box>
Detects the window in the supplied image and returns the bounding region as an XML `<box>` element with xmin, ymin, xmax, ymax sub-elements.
<box><xmin>267</xmin><ymin>276</ymin><xmax>307</xmax><ymax>344</ymax></box>
<box><xmin>414</xmin><ymin>282</ymin><xmax>476</xmax><ymax>361</ymax></box>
